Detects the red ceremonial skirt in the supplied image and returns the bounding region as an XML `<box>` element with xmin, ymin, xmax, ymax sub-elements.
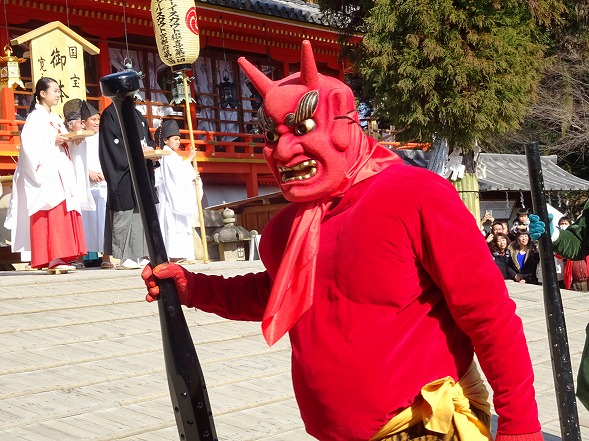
<box><xmin>30</xmin><ymin>200</ymin><xmax>87</xmax><ymax>269</ymax></box>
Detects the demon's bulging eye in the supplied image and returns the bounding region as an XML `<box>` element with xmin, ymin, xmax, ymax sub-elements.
<box><xmin>294</xmin><ymin>119</ymin><xmax>316</xmax><ymax>136</ymax></box>
<box><xmin>265</xmin><ymin>130</ymin><xmax>280</xmax><ymax>143</ymax></box>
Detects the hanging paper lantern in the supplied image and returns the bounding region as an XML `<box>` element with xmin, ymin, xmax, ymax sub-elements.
<box><xmin>151</xmin><ymin>0</ymin><xmax>200</xmax><ymax>69</ymax></box>
<box><xmin>0</xmin><ymin>45</ymin><xmax>25</xmax><ymax>91</ymax></box>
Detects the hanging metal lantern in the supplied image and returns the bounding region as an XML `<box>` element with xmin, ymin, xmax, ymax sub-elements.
<box><xmin>151</xmin><ymin>0</ymin><xmax>200</xmax><ymax>70</ymax></box>
<box><xmin>170</xmin><ymin>71</ymin><xmax>196</xmax><ymax>105</ymax></box>
<box><xmin>0</xmin><ymin>45</ymin><xmax>25</xmax><ymax>91</ymax></box>
<box><xmin>218</xmin><ymin>68</ymin><xmax>239</xmax><ymax>109</ymax></box>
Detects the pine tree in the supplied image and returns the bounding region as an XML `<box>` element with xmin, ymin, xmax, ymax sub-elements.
<box><xmin>319</xmin><ymin>0</ymin><xmax>566</xmax><ymax>220</ymax></box>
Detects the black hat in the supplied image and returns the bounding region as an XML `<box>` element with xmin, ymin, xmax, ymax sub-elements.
<box><xmin>63</xmin><ymin>99</ymin><xmax>82</xmax><ymax>122</ymax></box>
<box><xmin>65</xmin><ymin>111</ymin><xmax>81</xmax><ymax>123</ymax></box>
<box><xmin>80</xmin><ymin>100</ymin><xmax>99</xmax><ymax>120</ymax></box>
<box><xmin>155</xmin><ymin>119</ymin><xmax>181</xmax><ymax>146</ymax></box>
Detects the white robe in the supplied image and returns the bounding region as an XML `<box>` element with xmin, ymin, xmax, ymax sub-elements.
<box><xmin>4</xmin><ymin>104</ymin><xmax>86</xmax><ymax>256</ymax></box>
<box><xmin>155</xmin><ymin>146</ymin><xmax>200</xmax><ymax>260</ymax></box>
<box><xmin>79</xmin><ymin>133</ymin><xmax>107</xmax><ymax>252</ymax></box>
<box><xmin>69</xmin><ymin>135</ymin><xmax>95</xmax><ymax>212</ymax></box>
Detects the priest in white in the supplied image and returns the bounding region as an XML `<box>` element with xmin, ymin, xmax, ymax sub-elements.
<box><xmin>78</xmin><ymin>101</ymin><xmax>113</xmax><ymax>268</ymax></box>
<box><xmin>154</xmin><ymin>120</ymin><xmax>200</xmax><ymax>262</ymax></box>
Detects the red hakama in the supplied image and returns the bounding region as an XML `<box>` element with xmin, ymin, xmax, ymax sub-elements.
<box><xmin>30</xmin><ymin>200</ymin><xmax>87</xmax><ymax>269</ymax></box>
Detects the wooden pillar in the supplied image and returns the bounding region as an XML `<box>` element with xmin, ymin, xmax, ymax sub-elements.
<box><xmin>1</xmin><ymin>87</ymin><xmax>16</xmax><ymax>125</ymax></box>
<box><xmin>205</xmin><ymin>132</ymin><xmax>215</xmax><ymax>155</ymax></box>
<box><xmin>0</xmin><ymin>87</ymin><xmax>20</xmax><ymax>169</ymax></box>
<box><xmin>99</xmin><ymin>96</ymin><xmax>112</xmax><ymax>113</ymax></box>
<box><xmin>98</xmin><ymin>39</ymin><xmax>111</xmax><ymax>78</ymax></box>
<box><xmin>246</xmin><ymin>166</ymin><xmax>258</xmax><ymax>198</ymax></box>
<box><xmin>97</xmin><ymin>39</ymin><xmax>112</xmax><ymax>112</ymax></box>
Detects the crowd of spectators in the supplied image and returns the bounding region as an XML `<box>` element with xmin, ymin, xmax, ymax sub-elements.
<box><xmin>484</xmin><ymin>208</ymin><xmax>538</xmax><ymax>284</ymax></box>
<box><xmin>482</xmin><ymin>207</ymin><xmax>587</xmax><ymax>292</ymax></box>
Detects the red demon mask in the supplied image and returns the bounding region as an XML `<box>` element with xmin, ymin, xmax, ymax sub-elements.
<box><xmin>238</xmin><ymin>40</ymin><xmax>374</xmax><ymax>202</ymax></box>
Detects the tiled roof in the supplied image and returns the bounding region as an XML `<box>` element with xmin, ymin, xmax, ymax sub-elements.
<box><xmin>395</xmin><ymin>150</ymin><xmax>589</xmax><ymax>192</ymax></box>
<box><xmin>198</xmin><ymin>0</ymin><xmax>327</xmax><ymax>25</ymax></box>
<box><xmin>477</xmin><ymin>153</ymin><xmax>589</xmax><ymax>192</ymax></box>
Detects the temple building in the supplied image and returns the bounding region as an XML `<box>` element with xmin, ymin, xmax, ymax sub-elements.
<box><xmin>0</xmin><ymin>0</ymin><xmax>352</xmax><ymax>205</ymax></box>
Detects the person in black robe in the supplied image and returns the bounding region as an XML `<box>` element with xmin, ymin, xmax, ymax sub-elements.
<box><xmin>98</xmin><ymin>102</ymin><xmax>159</xmax><ymax>269</ymax></box>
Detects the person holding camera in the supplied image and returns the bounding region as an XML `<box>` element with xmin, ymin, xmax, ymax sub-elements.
<box><xmin>480</xmin><ymin>209</ymin><xmax>494</xmax><ymax>235</ymax></box>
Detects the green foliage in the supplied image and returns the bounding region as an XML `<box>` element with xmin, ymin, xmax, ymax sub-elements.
<box><xmin>481</xmin><ymin>1</ymin><xmax>589</xmax><ymax>179</ymax></box>
<box><xmin>548</xmin><ymin>0</ymin><xmax>589</xmax><ymax>56</ymax></box>
<box><xmin>319</xmin><ymin>0</ymin><xmax>566</xmax><ymax>150</ymax></box>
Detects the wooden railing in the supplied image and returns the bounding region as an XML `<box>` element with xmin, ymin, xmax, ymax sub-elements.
<box><xmin>162</xmin><ymin>128</ymin><xmax>266</xmax><ymax>161</ymax></box>
<box><xmin>381</xmin><ymin>141</ymin><xmax>428</xmax><ymax>151</ymax></box>
<box><xmin>1</xmin><ymin>105</ymin><xmax>426</xmax><ymax>175</ymax></box>
<box><xmin>0</xmin><ymin>117</ymin><xmax>22</xmax><ymax>173</ymax></box>
<box><xmin>0</xmin><ymin>119</ymin><xmax>268</xmax><ymax>173</ymax></box>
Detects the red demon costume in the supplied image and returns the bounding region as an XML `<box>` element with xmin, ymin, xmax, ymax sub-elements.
<box><xmin>143</xmin><ymin>41</ymin><xmax>543</xmax><ymax>441</ymax></box>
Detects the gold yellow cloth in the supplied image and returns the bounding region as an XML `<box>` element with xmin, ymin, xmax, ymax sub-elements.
<box><xmin>370</xmin><ymin>361</ymin><xmax>492</xmax><ymax>441</ymax></box>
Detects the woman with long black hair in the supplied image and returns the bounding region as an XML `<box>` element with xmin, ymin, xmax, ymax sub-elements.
<box><xmin>5</xmin><ymin>77</ymin><xmax>87</xmax><ymax>271</ymax></box>
<box><xmin>489</xmin><ymin>232</ymin><xmax>516</xmax><ymax>280</ymax></box>
<box><xmin>507</xmin><ymin>230</ymin><xmax>539</xmax><ymax>284</ymax></box>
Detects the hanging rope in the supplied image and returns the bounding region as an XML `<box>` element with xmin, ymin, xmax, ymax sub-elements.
<box><xmin>65</xmin><ymin>0</ymin><xmax>70</xmax><ymax>27</ymax></box>
<box><xmin>520</xmin><ymin>191</ymin><xmax>525</xmax><ymax>208</ymax></box>
<box><xmin>221</xmin><ymin>15</ymin><xmax>226</xmax><ymax>62</ymax></box>
<box><xmin>122</xmin><ymin>0</ymin><xmax>130</xmax><ymax>65</ymax></box>
<box><xmin>3</xmin><ymin>0</ymin><xmax>10</xmax><ymax>46</ymax></box>
<box><xmin>506</xmin><ymin>192</ymin><xmax>510</xmax><ymax>210</ymax></box>
<box><xmin>219</xmin><ymin>15</ymin><xmax>230</xmax><ymax>82</ymax></box>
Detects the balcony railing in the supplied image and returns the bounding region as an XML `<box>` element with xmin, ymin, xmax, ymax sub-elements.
<box><xmin>1</xmin><ymin>117</ymin><xmax>425</xmax><ymax>174</ymax></box>
<box><xmin>161</xmin><ymin>128</ymin><xmax>266</xmax><ymax>161</ymax></box>
<box><xmin>0</xmin><ymin>120</ymin><xmax>267</xmax><ymax>169</ymax></box>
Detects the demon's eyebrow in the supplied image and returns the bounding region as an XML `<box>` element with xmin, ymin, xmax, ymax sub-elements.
<box><xmin>285</xmin><ymin>90</ymin><xmax>319</xmax><ymax>127</ymax></box>
<box><xmin>257</xmin><ymin>107</ymin><xmax>275</xmax><ymax>132</ymax></box>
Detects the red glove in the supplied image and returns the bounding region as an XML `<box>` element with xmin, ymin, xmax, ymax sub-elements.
<box><xmin>141</xmin><ymin>262</ymin><xmax>197</xmax><ymax>307</ymax></box>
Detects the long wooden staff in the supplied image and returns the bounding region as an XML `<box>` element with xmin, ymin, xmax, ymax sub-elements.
<box><xmin>100</xmin><ymin>70</ymin><xmax>217</xmax><ymax>441</ymax></box>
<box><xmin>525</xmin><ymin>141</ymin><xmax>581</xmax><ymax>441</ymax></box>
<box><xmin>181</xmin><ymin>71</ymin><xmax>209</xmax><ymax>263</ymax></box>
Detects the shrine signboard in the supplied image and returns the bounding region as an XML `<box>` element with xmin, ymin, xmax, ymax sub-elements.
<box><xmin>11</xmin><ymin>21</ymin><xmax>99</xmax><ymax>118</ymax></box>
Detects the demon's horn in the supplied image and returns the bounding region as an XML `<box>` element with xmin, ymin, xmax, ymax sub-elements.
<box><xmin>238</xmin><ymin>57</ymin><xmax>274</xmax><ymax>98</ymax></box>
<box><xmin>300</xmin><ymin>40</ymin><xmax>319</xmax><ymax>89</ymax></box>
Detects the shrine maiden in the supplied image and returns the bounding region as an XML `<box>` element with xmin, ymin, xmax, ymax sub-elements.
<box><xmin>5</xmin><ymin>77</ymin><xmax>87</xmax><ymax>270</ymax></box>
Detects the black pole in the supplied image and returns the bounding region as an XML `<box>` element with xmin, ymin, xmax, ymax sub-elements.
<box><xmin>100</xmin><ymin>70</ymin><xmax>217</xmax><ymax>441</ymax></box>
<box><xmin>525</xmin><ymin>141</ymin><xmax>581</xmax><ymax>441</ymax></box>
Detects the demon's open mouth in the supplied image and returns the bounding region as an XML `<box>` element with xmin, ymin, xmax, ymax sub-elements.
<box><xmin>278</xmin><ymin>160</ymin><xmax>318</xmax><ymax>183</ymax></box>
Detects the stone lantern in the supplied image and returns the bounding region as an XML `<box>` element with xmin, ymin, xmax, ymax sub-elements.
<box><xmin>210</xmin><ymin>208</ymin><xmax>251</xmax><ymax>261</ymax></box>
